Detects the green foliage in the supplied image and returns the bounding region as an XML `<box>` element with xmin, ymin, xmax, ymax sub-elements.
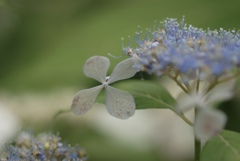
<box><xmin>201</xmin><ymin>130</ymin><xmax>240</xmax><ymax>161</ymax></box>
<box><xmin>97</xmin><ymin>80</ymin><xmax>176</xmax><ymax>110</ymax></box>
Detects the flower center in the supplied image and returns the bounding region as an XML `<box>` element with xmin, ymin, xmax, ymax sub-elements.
<box><xmin>103</xmin><ymin>76</ymin><xmax>110</xmax><ymax>87</ymax></box>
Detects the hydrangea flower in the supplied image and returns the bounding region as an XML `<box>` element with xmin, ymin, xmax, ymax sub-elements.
<box><xmin>177</xmin><ymin>93</ymin><xmax>227</xmax><ymax>141</ymax></box>
<box><xmin>126</xmin><ymin>17</ymin><xmax>240</xmax><ymax>83</ymax></box>
<box><xmin>71</xmin><ymin>56</ymin><xmax>138</xmax><ymax>119</ymax></box>
<box><xmin>176</xmin><ymin>79</ymin><xmax>235</xmax><ymax>141</ymax></box>
<box><xmin>0</xmin><ymin>131</ymin><xmax>88</xmax><ymax>161</ymax></box>
<box><xmin>119</xmin><ymin>17</ymin><xmax>240</xmax><ymax>140</ymax></box>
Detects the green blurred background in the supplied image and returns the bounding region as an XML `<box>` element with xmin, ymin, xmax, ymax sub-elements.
<box><xmin>1</xmin><ymin>0</ymin><xmax>240</xmax><ymax>91</ymax></box>
<box><xmin>1</xmin><ymin>0</ymin><xmax>240</xmax><ymax>161</ymax></box>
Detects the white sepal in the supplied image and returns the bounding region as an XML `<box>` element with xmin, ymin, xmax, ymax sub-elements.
<box><xmin>83</xmin><ymin>56</ymin><xmax>110</xmax><ymax>83</ymax></box>
<box><xmin>194</xmin><ymin>109</ymin><xmax>227</xmax><ymax>141</ymax></box>
<box><xmin>107</xmin><ymin>58</ymin><xmax>138</xmax><ymax>84</ymax></box>
<box><xmin>176</xmin><ymin>93</ymin><xmax>203</xmax><ymax>112</ymax></box>
<box><xmin>71</xmin><ymin>85</ymin><xmax>103</xmax><ymax>115</ymax></box>
<box><xmin>105</xmin><ymin>86</ymin><xmax>135</xmax><ymax>119</ymax></box>
<box><xmin>204</xmin><ymin>78</ymin><xmax>235</xmax><ymax>105</ymax></box>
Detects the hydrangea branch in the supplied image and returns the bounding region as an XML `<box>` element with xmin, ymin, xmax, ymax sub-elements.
<box><xmin>70</xmin><ymin>17</ymin><xmax>240</xmax><ymax>161</ymax></box>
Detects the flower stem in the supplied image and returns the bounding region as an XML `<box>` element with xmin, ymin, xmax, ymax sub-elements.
<box><xmin>176</xmin><ymin>112</ymin><xmax>193</xmax><ymax>126</ymax></box>
<box><xmin>195</xmin><ymin>138</ymin><xmax>201</xmax><ymax>161</ymax></box>
<box><xmin>167</xmin><ymin>73</ymin><xmax>189</xmax><ymax>93</ymax></box>
<box><xmin>194</xmin><ymin>108</ymin><xmax>201</xmax><ymax>161</ymax></box>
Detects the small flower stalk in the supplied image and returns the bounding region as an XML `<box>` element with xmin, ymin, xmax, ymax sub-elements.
<box><xmin>71</xmin><ymin>17</ymin><xmax>240</xmax><ymax>161</ymax></box>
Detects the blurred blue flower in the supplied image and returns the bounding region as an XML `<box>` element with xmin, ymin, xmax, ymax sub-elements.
<box><xmin>0</xmin><ymin>131</ymin><xmax>88</xmax><ymax>161</ymax></box>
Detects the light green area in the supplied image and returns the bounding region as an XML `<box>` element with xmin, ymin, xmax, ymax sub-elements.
<box><xmin>201</xmin><ymin>130</ymin><xmax>240</xmax><ymax>161</ymax></box>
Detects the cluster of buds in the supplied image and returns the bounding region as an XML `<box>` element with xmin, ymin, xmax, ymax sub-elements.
<box><xmin>128</xmin><ymin>17</ymin><xmax>240</xmax><ymax>81</ymax></box>
<box><xmin>0</xmin><ymin>131</ymin><xmax>88</xmax><ymax>161</ymax></box>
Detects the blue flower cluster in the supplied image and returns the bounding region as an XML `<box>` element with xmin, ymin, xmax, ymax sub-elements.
<box><xmin>0</xmin><ymin>131</ymin><xmax>88</xmax><ymax>161</ymax></box>
<box><xmin>126</xmin><ymin>17</ymin><xmax>240</xmax><ymax>81</ymax></box>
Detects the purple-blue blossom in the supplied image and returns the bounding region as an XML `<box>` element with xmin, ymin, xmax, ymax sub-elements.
<box><xmin>0</xmin><ymin>131</ymin><xmax>88</xmax><ymax>161</ymax></box>
<box><xmin>122</xmin><ymin>17</ymin><xmax>239</xmax><ymax>141</ymax></box>
<box><xmin>126</xmin><ymin>17</ymin><xmax>240</xmax><ymax>80</ymax></box>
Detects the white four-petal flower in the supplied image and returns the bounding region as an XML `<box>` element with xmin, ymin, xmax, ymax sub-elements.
<box><xmin>71</xmin><ymin>56</ymin><xmax>138</xmax><ymax>119</ymax></box>
<box><xmin>176</xmin><ymin>79</ymin><xmax>235</xmax><ymax>141</ymax></box>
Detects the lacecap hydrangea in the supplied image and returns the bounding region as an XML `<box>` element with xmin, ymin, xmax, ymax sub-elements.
<box><xmin>125</xmin><ymin>17</ymin><xmax>240</xmax><ymax>81</ymax></box>
<box><xmin>71</xmin><ymin>17</ymin><xmax>240</xmax><ymax>142</ymax></box>
<box><xmin>121</xmin><ymin>17</ymin><xmax>239</xmax><ymax>141</ymax></box>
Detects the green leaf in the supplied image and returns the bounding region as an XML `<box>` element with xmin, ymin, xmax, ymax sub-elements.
<box><xmin>201</xmin><ymin>130</ymin><xmax>240</xmax><ymax>161</ymax></box>
<box><xmin>97</xmin><ymin>80</ymin><xmax>176</xmax><ymax>110</ymax></box>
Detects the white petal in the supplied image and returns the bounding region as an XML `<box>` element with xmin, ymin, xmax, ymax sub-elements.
<box><xmin>71</xmin><ymin>85</ymin><xmax>103</xmax><ymax>115</ymax></box>
<box><xmin>194</xmin><ymin>109</ymin><xmax>227</xmax><ymax>141</ymax></box>
<box><xmin>83</xmin><ymin>56</ymin><xmax>110</xmax><ymax>83</ymax></box>
<box><xmin>205</xmin><ymin>78</ymin><xmax>235</xmax><ymax>104</ymax></box>
<box><xmin>105</xmin><ymin>86</ymin><xmax>135</xmax><ymax>119</ymax></box>
<box><xmin>107</xmin><ymin>58</ymin><xmax>139</xmax><ymax>84</ymax></box>
<box><xmin>176</xmin><ymin>92</ymin><xmax>202</xmax><ymax>112</ymax></box>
